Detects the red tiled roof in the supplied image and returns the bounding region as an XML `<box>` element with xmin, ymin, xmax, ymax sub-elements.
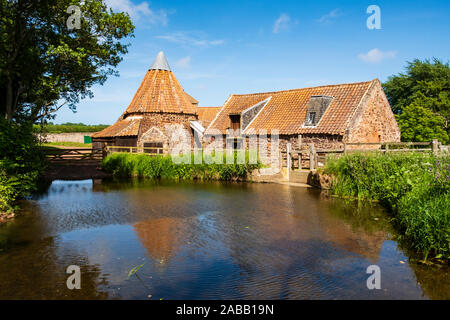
<box><xmin>206</xmin><ymin>80</ymin><xmax>376</xmax><ymax>135</ymax></box>
<box><xmin>184</xmin><ymin>92</ymin><xmax>198</xmax><ymax>105</ymax></box>
<box><xmin>197</xmin><ymin>107</ymin><xmax>221</xmax><ymax>127</ymax></box>
<box><xmin>91</xmin><ymin>117</ymin><xmax>142</xmax><ymax>138</ymax></box>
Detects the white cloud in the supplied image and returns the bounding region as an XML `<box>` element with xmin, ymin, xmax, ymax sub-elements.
<box><xmin>174</xmin><ymin>56</ymin><xmax>191</xmax><ymax>69</ymax></box>
<box><xmin>273</xmin><ymin>13</ymin><xmax>291</xmax><ymax>34</ymax></box>
<box><xmin>358</xmin><ymin>48</ymin><xmax>397</xmax><ymax>63</ymax></box>
<box><xmin>105</xmin><ymin>0</ymin><xmax>168</xmax><ymax>25</ymax></box>
<box><xmin>155</xmin><ymin>32</ymin><xmax>225</xmax><ymax>47</ymax></box>
<box><xmin>317</xmin><ymin>9</ymin><xmax>342</xmax><ymax>23</ymax></box>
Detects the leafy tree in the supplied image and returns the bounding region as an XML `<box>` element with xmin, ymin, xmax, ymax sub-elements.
<box><xmin>383</xmin><ymin>59</ymin><xmax>450</xmax><ymax>143</ymax></box>
<box><xmin>0</xmin><ymin>0</ymin><xmax>134</xmax><ymax>121</ymax></box>
<box><xmin>396</xmin><ymin>104</ymin><xmax>449</xmax><ymax>143</ymax></box>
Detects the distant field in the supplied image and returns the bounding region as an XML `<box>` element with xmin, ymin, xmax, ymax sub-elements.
<box><xmin>34</xmin><ymin>122</ymin><xmax>109</xmax><ymax>133</ymax></box>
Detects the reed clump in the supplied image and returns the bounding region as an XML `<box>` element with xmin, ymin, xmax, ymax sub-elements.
<box><xmin>102</xmin><ymin>152</ymin><xmax>262</xmax><ymax>182</ymax></box>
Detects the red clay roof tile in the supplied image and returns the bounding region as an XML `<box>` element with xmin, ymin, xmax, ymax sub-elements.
<box><xmin>206</xmin><ymin>80</ymin><xmax>375</xmax><ymax>135</ymax></box>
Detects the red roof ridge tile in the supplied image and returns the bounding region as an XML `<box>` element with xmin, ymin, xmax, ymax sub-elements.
<box><xmin>229</xmin><ymin>79</ymin><xmax>377</xmax><ymax>97</ymax></box>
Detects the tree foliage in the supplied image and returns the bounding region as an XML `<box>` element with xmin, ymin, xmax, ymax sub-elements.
<box><xmin>397</xmin><ymin>104</ymin><xmax>449</xmax><ymax>143</ymax></box>
<box><xmin>383</xmin><ymin>58</ymin><xmax>450</xmax><ymax>143</ymax></box>
<box><xmin>0</xmin><ymin>0</ymin><xmax>134</xmax><ymax>121</ymax></box>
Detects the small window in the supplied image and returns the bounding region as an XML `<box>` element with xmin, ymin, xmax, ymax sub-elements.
<box><xmin>306</xmin><ymin>112</ymin><xmax>316</xmax><ymax>126</ymax></box>
<box><xmin>144</xmin><ymin>142</ymin><xmax>163</xmax><ymax>154</ymax></box>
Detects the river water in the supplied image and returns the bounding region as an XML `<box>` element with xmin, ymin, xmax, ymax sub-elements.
<box><xmin>0</xmin><ymin>179</ymin><xmax>448</xmax><ymax>299</ymax></box>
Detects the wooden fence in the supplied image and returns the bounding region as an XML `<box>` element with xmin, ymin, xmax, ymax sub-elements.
<box><xmin>105</xmin><ymin>145</ymin><xmax>166</xmax><ymax>155</ymax></box>
<box><xmin>281</xmin><ymin>140</ymin><xmax>443</xmax><ymax>170</ymax></box>
<box><xmin>45</xmin><ymin>148</ymin><xmax>103</xmax><ymax>165</ymax></box>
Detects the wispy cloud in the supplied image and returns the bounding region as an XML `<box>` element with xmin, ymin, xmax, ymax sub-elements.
<box><xmin>155</xmin><ymin>32</ymin><xmax>225</xmax><ymax>47</ymax></box>
<box><xmin>105</xmin><ymin>0</ymin><xmax>169</xmax><ymax>25</ymax></box>
<box><xmin>358</xmin><ymin>48</ymin><xmax>397</xmax><ymax>63</ymax></box>
<box><xmin>317</xmin><ymin>9</ymin><xmax>342</xmax><ymax>24</ymax></box>
<box><xmin>174</xmin><ymin>56</ymin><xmax>191</xmax><ymax>69</ymax></box>
<box><xmin>273</xmin><ymin>13</ymin><xmax>291</xmax><ymax>34</ymax></box>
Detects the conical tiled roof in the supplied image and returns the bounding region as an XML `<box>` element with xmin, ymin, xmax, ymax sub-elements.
<box><xmin>123</xmin><ymin>51</ymin><xmax>197</xmax><ymax>116</ymax></box>
<box><xmin>92</xmin><ymin>52</ymin><xmax>198</xmax><ymax>138</ymax></box>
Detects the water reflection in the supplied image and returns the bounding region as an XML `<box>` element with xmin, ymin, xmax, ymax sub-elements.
<box><xmin>134</xmin><ymin>218</ymin><xmax>185</xmax><ymax>265</ymax></box>
<box><xmin>0</xmin><ymin>179</ymin><xmax>448</xmax><ymax>299</ymax></box>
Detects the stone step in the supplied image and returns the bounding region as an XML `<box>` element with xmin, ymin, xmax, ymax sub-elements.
<box><xmin>289</xmin><ymin>170</ymin><xmax>311</xmax><ymax>184</ymax></box>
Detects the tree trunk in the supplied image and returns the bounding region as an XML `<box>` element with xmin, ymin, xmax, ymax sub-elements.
<box><xmin>5</xmin><ymin>80</ymin><xmax>13</xmax><ymax>120</ymax></box>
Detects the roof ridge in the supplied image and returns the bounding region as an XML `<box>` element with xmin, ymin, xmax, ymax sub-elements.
<box><xmin>230</xmin><ymin>79</ymin><xmax>376</xmax><ymax>97</ymax></box>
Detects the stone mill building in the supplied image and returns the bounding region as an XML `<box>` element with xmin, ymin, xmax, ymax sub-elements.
<box><xmin>93</xmin><ymin>51</ymin><xmax>401</xmax><ymax>156</ymax></box>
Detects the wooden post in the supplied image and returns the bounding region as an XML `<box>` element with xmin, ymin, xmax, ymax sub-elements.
<box><xmin>102</xmin><ymin>143</ymin><xmax>108</xmax><ymax>159</ymax></box>
<box><xmin>286</xmin><ymin>143</ymin><xmax>291</xmax><ymax>181</ymax></box>
<box><xmin>385</xmin><ymin>143</ymin><xmax>389</xmax><ymax>154</ymax></box>
<box><xmin>432</xmin><ymin>139</ymin><xmax>439</xmax><ymax>154</ymax></box>
<box><xmin>279</xmin><ymin>150</ymin><xmax>283</xmax><ymax>172</ymax></box>
<box><xmin>299</xmin><ymin>152</ymin><xmax>302</xmax><ymax>169</ymax></box>
<box><xmin>309</xmin><ymin>144</ymin><xmax>316</xmax><ymax>170</ymax></box>
<box><xmin>343</xmin><ymin>142</ymin><xmax>347</xmax><ymax>154</ymax></box>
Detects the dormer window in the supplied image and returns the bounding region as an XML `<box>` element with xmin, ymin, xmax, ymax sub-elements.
<box><xmin>304</xmin><ymin>95</ymin><xmax>333</xmax><ymax>127</ymax></box>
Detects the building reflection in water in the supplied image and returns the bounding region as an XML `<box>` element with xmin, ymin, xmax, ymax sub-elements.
<box><xmin>133</xmin><ymin>217</ymin><xmax>186</xmax><ymax>265</ymax></box>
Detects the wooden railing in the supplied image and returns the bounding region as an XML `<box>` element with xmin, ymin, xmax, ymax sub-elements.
<box><xmin>105</xmin><ymin>145</ymin><xmax>167</xmax><ymax>155</ymax></box>
<box><xmin>281</xmin><ymin>140</ymin><xmax>442</xmax><ymax>170</ymax></box>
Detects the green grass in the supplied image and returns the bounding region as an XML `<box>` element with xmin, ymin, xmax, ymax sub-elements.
<box><xmin>323</xmin><ymin>152</ymin><xmax>450</xmax><ymax>261</ymax></box>
<box><xmin>102</xmin><ymin>152</ymin><xmax>261</xmax><ymax>182</ymax></box>
<box><xmin>41</xmin><ymin>142</ymin><xmax>92</xmax><ymax>148</ymax></box>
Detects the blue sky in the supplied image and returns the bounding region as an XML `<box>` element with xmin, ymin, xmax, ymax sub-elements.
<box><xmin>56</xmin><ymin>0</ymin><xmax>450</xmax><ymax>124</ymax></box>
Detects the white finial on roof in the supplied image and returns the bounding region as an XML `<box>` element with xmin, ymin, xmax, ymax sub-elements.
<box><xmin>150</xmin><ymin>51</ymin><xmax>171</xmax><ymax>71</ymax></box>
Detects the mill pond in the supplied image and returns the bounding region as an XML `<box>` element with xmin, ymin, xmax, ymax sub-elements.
<box><xmin>0</xmin><ymin>179</ymin><xmax>448</xmax><ymax>300</ymax></box>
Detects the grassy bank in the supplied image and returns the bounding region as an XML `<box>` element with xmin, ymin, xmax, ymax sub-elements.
<box><xmin>323</xmin><ymin>152</ymin><xmax>450</xmax><ymax>262</ymax></box>
<box><xmin>102</xmin><ymin>153</ymin><xmax>261</xmax><ymax>181</ymax></box>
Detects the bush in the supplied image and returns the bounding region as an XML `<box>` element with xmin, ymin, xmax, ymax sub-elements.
<box><xmin>0</xmin><ymin>119</ymin><xmax>45</xmax><ymax>213</ymax></box>
<box><xmin>323</xmin><ymin>152</ymin><xmax>450</xmax><ymax>261</ymax></box>
<box><xmin>102</xmin><ymin>152</ymin><xmax>261</xmax><ymax>182</ymax></box>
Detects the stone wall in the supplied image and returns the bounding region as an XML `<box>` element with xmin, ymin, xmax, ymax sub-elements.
<box><xmin>137</xmin><ymin>113</ymin><xmax>197</xmax><ymax>152</ymax></box>
<box><xmin>346</xmin><ymin>80</ymin><xmax>400</xmax><ymax>146</ymax></box>
<box><xmin>203</xmin><ymin>133</ymin><xmax>343</xmax><ymax>168</ymax></box>
<box><xmin>39</xmin><ymin>132</ymin><xmax>95</xmax><ymax>143</ymax></box>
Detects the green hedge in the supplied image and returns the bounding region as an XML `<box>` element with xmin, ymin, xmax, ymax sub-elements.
<box><xmin>33</xmin><ymin>122</ymin><xmax>109</xmax><ymax>134</ymax></box>
<box><xmin>102</xmin><ymin>153</ymin><xmax>261</xmax><ymax>181</ymax></box>
<box><xmin>323</xmin><ymin>152</ymin><xmax>450</xmax><ymax>261</ymax></box>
